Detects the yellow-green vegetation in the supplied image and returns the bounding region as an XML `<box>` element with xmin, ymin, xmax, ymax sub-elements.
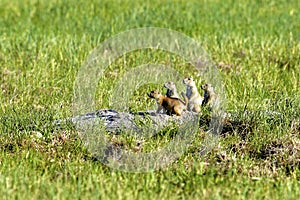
<box><xmin>0</xmin><ymin>0</ymin><xmax>299</xmax><ymax>199</ymax></box>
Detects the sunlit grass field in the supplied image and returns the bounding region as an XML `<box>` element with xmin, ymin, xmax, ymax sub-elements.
<box><xmin>0</xmin><ymin>0</ymin><xmax>299</xmax><ymax>199</ymax></box>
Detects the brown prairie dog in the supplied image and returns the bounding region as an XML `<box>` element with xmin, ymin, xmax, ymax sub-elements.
<box><xmin>182</xmin><ymin>77</ymin><xmax>203</xmax><ymax>113</ymax></box>
<box><xmin>147</xmin><ymin>90</ymin><xmax>188</xmax><ymax>116</ymax></box>
<box><xmin>201</xmin><ymin>83</ymin><xmax>218</xmax><ymax>108</ymax></box>
<box><xmin>164</xmin><ymin>81</ymin><xmax>180</xmax><ymax>98</ymax></box>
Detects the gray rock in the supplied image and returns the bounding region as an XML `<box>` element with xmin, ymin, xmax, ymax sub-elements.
<box><xmin>54</xmin><ymin>109</ymin><xmax>199</xmax><ymax>134</ymax></box>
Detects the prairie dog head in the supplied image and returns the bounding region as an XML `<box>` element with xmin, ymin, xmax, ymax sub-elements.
<box><xmin>147</xmin><ymin>90</ymin><xmax>163</xmax><ymax>100</ymax></box>
<box><xmin>183</xmin><ymin>77</ymin><xmax>196</xmax><ymax>87</ymax></box>
<box><xmin>164</xmin><ymin>81</ymin><xmax>176</xmax><ymax>90</ymax></box>
<box><xmin>201</xmin><ymin>83</ymin><xmax>214</xmax><ymax>93</ymax></box>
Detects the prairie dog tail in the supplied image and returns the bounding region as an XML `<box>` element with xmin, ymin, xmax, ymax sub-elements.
<box><xmin>181</xmin><ymin>92</ymin><xmax>189</xmax><ymax>106</ymax></box>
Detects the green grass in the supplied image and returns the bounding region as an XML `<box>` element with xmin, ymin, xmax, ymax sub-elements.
<box><xmin>0</xmin><ymin>0</ymin><xmax>300</xmax><ymax>199</ymax></box>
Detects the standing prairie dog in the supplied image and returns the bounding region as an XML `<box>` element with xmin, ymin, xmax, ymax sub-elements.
<box><xmin>147</xmin><ymin>90</ymin><xmax>188</xmax><ymax>116</ymax></box>
<box><xmin>164</xmin><ymin>81</ymin><xmax>180</xmax><ymax>98</ymax></box>
<box><xmin>201</xmin><ymin>83</ymin><xmax>218</xmax><ymax>108</ymax></box>
<box><xmin>182</xmin><ymin>77</ymin><xmax>203</xmax><ymax>113</ymax></box>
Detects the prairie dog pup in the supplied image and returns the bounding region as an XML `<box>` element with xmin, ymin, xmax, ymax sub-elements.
<box><xmin>182</xmin><ymin>77</ymin><xmax>203</xmax><ymax>113</ymax></box>
<box><xmin>201</xmin><ymin>83</ymin><xmax>218</xmax><ymax>107</ymax></box>
<box><xmin>147</xmin><ymin>90</ymin><xmax>188</xmax><ymax>116</ymax></box>
<box><xmin>164</xmin><ymin>81</ymin><xmax>179</xmax><ymax>98</ymax></box>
